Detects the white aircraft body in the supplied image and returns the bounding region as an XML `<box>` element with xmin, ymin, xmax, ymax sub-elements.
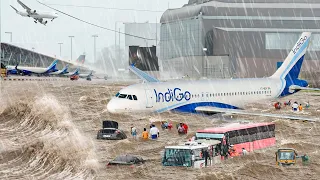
<box><xmin>10</xmin><ymin>0</ymin><xmax>58</xmax><ymax>25</ymax></box>
<box><xmin>50</xmin><ymin>64</ymin><xmax>69</xmax><ymax>75</ymax></box>
<box><xmin>7</xmin><ymin>60</ymin><xmax>58</xmax><ymax>75</ymax></box>
<box><xmin>107</xmin><ymin>32</ymin><xmax>320</xmax><ymax>122</ymax></box>
<box><xmin>79</xmin><ymin>70</ymin><xmax>93</xmax><ymax>79</ymax></box>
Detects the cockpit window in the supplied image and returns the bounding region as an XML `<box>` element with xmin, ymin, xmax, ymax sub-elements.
<box><xmin>128</xmin><ymin>95</ymin><xmax>133</xmax><ymax>100</ymax></box>
<box><xmin>115</xmin><ymin>92</ymin><xmax>120</xmax><ymax>97</ymax></box>
<box><xmin>133</xmin><ymin>95</ymin><xmax>138</xmax><ymax>100</ymax></box>
<box><xmin>118</xmin><ymin>94</ymin><xmax>127</xmax><ymax>98</ymax></box>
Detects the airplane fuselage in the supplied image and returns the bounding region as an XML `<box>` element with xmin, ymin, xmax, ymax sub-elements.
<box><xmin>107</xmin><ymin>77</ymin><xmax>299</xmax><ymax>114</ymax></box>
<box><xmin>18</xmin><ymin>11</ymin><xmax>58</xmax><ymax>19</ymax></box>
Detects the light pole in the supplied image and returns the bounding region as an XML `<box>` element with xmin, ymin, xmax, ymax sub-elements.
<box><xmin>32</xmin><ymin>47</ymin><xmax>35</xmax><ymax>66</ymax></box>
<box><xmin>68</xmin><ymin>36</ymin><xmax>74</xmax><ymax>61</ymax></box>
<box><xmin>58</xmin><ymin>42</ymin><xmax>63</xmax><ymax>57</ymax></box>
<box><xmin>5</xmin><ymin>32</ymin><xmax>12</xmax><ymax>42</ymax></box>
<box><xmin>202</xmin><ymin>48</ymin><xmax>207</xmax><ymax>77</ymax></box>
<box><xmin>92</xmin><ymin>35</ymin><xmax>98</xmax><ymax>64</ymax></box>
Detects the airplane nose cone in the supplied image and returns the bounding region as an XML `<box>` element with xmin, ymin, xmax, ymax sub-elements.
<box><xmin>107</xmin><ymin>100</ymin><xmax>116</xmax><ymax>113</ymax></box>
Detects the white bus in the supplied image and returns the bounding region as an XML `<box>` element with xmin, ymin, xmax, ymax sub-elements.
<box><xmin>162</xmin><ymin>140</ymin><xmax>221</xmax><ymax>168</ymax></box>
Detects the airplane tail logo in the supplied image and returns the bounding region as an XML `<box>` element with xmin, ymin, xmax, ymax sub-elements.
<box><xmin>271</xmin><ymin>32</ymin><xmax>311</xmax><ymax>80</ymax></box>
<box><xmin>272</xmin><ymin>32</ymin><xmax>311</xmax><ymax>97</ymax></box>
<box><xmin>76</xmin><ymin>55</ymin><xmax>86</xmax><ymax>64</ymax></box>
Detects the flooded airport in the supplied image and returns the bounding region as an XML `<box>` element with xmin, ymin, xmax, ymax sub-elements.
<box><xmin>0</xmin><ymin>80</ymin><xmax>319</xmax><ymax>180</ymax></box>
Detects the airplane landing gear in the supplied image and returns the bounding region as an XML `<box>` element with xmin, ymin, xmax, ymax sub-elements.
<box><xmin>51</xmin><ymin>18</ymin><xmax>55</xmax><ymax>22</ymax></box>
<box><xmin>34</xmin><ymin>21</ymin><xmax>37</xmax><ymax>23</ymax></box>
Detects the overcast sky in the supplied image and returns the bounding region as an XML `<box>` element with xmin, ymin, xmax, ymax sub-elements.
<box><xmin>1</xmin><ymin>0</ymin><xmax>187</xmax><ymax>63</ymax></box>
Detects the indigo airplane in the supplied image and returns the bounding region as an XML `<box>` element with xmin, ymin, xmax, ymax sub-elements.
<box><xmin>7</xmin><ymin>60</ymin><xmax>58</xmax><ymax>76</ymax></box>
<box><xmin>107</xmin><ymin>32</ymin><xmax>320</xmax><ymax>121</ymax></box>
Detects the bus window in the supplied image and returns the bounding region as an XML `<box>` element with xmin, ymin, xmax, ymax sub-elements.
<box><xmin>162</xmin><ymin>149</ymin><xmax>192</xmax><ymax>167</ymax></box>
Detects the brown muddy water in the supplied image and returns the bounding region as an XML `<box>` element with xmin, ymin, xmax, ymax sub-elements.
<box><xmin>0</xmin><ymin>80</ymin><xmax>320</xmax><ymax>180</ymax></box>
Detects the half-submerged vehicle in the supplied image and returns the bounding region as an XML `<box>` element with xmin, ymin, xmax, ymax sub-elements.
<box><xmin>276</xmin><ymin>148</ymin><xmax>298</xmax><ymax>166</ymax></box>
<box><xmin>97</xmin><ymin>120</ymin><xmax>127</xmax><ymax>140</ymax></box>
<box><xmin>107</xmin><ymin>155</ymin><xmax>145</xmax><ymax>166</ymax></box>
<box><xmin>162</xmin><ymin>140</ymin><xmax>221</xmax><ymax>168</ymax></box>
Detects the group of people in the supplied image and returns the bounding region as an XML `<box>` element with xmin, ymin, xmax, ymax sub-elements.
<box><xmin>161</xmin><ymin>121</ymin><xmax>173</xmax><ymax>130</ymax></box>
<box><xmin>130</xmin><ymin>122</ymin><xmax>189</xmax><ymax>140</ymax></box>
<box><xmin>274</xmin><ymin>100</ymin><xmax>310</xmax><ymax>111</ymax></box>
<box><xmin>228</xmin><ymin>147</ymin><xmax>248</xmax><ymax>158</ymax></box>
<box><xmin>177</xmin><ymin>123</ymin><xmax>189</xmax><ymax>135</ymax></box>
<box><xmin>131</xmin><ymin>124</ymin><xmax>160</xmax><ymax>140</ymax></box>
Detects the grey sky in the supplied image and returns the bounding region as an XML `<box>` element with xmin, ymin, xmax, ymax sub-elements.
<box><xmin>1</xmin><ymin>0</ymin><xmax>187</xmax><ymax>63</ymax></box>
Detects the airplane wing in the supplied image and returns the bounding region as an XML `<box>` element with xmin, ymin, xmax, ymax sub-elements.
<box><xmin>195</xmin><ymin>106</ymin><xmax>320</xmax><ymax>122</ymax></box>
<box><xmin>128</xmin><ymin>64</ymin><xmax>160</xmax><ymax>82</ymax></box>
<box><xmin>17</xmin><ymin>0</ymin><xmax>34</xmax><ymax>14</ymax></box>
<box><xmin>289</xmin><ymin>85</ymin><xmax>320</xmax><ymax>91</ymax></box>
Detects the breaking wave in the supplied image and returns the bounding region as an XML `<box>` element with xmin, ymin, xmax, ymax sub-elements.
<box><xmin>0</xmin><ymin>95</ymin><xmax>98</xmax><ymax>179</ymax></box>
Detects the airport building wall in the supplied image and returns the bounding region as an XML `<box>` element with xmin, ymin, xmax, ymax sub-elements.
<box><xmin>124</xmin><ymin>23</ymin><xmax>161</xmax><ymax>78</ymax></box>
<box><xmin>160</xmin><ymin>0</ymin><xmax>320</xmax><ymax>84</ymax></box>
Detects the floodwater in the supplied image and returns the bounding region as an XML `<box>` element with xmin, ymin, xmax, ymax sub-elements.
<box><xmin>0</xmin><ymin>80</ymin><xmax>320</xmax><ymax>180</ymax></box>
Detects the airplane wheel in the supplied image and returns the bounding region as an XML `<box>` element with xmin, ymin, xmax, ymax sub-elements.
<box><xmin>34</xmin><ymin>21</ymin><xmax>37</xmax><ymax>23</ymax></box>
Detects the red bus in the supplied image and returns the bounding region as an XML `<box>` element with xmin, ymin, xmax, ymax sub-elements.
<box><xmin>196</xmin><ymin>123</ymin><xmax>275</xmax><ymax>157</ymax></box>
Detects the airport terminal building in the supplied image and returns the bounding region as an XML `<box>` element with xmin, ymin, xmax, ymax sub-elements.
<box><xmin>160</xmin><ymin>0</ymin><xmax>320</xmax><ymax>83</ymax></box>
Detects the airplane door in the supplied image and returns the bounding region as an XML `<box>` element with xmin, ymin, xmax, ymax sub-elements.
<box><xmin>145</xmin><ymin>89</ymin><xmax>155</xmax><ymax>108</ymax></box>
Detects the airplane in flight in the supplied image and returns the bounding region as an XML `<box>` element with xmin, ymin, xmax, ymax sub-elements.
<box><xmin>50</xmin><ymin>64</ymin><xmax>69</xmax><ymax>75</ymax></box>
<box><xmin>7</xmin><ymin>60</ymin><xmax>59</xmax><ymax>76</ymax></box>
<box><xmin>10</xmin><ymin>0</ymin><xmax>58</xmax><ymax>25</ymax></box>
<box><xmin>107</xmin><ymin>32</ymin><xmax>320</xmax><ymax>122</ymax></box>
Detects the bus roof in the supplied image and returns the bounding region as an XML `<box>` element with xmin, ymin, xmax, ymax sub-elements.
<box><xmin>165</xmin><ymin>140</ymin><xmax>220</xmax><ymax>150</ymax></box>
<box><xmin>165</xmin><ymin>145</ymin><xmax>208</xmax><ymax>150</ymax></box>
<box><xmin>197</xmin><ymin>122</ymin><xmax>275</xmax><ymax>134</ymax></box>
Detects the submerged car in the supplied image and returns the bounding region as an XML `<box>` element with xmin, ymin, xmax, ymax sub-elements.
<box><xmin>107</xmin><ymin>155</ymin><xmax>145</xmax><ymax>166</ymax></box>
<box><xmin>97</xmin><ymin>120</ymin><xmax>127</xmax><ymax>140</ymax></box>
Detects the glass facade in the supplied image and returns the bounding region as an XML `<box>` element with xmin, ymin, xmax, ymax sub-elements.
<box><xmin>266</xmin><ymin>33</ymin><xmax>320</xmax><ymax>50</ymax></box>
<box><xmin>160</xmin><ymin>19</ymin><xmax>202</xmax><ymax>59</ymax></box>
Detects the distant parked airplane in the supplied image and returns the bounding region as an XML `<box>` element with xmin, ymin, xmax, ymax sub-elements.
<box><xmin>7</xmin><ymin>60</ymin><xmax>59</xmax><ymax>76</ymax></box>
<box><xmin>50</xmin><ymin>64</ymin><xmax>69</xmax><ymax>75</ymax></box>
<box><xmin>10</xmin><ymin>0</ymin><xmax>58</xmax><ymax>25</ymax></box>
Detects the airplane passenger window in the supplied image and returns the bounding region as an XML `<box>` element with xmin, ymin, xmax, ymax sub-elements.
<box><xmin>118</xmin><ymin>94</ymin><xmax>127</xmax><ymax>98</ymax></box>
<box><xmin>115</xmin><ymin>92</ymin><xmax>120</xmax><ymax>97</ymax></box>
<box><xmin>133</xmin><ymin>95</ymin><xmax>138</xmax><ymax>100</ymax></box>
<box><xmin>128</xmin><ymin>95</ymin><xmax>133</xmax><ymax>100</ymax></box>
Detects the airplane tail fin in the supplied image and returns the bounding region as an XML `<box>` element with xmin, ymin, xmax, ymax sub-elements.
<box><xmin>47</xmin><ymin>60</ymin><xmax>59</xmax><ymax>71</ymax></box>
<box><xmin>10</xmin><ymin>5</ymin><xmax>18</xmax><ymax>13</ymax></box>
<box><xmin>76</xmin><ymin>55</ymin><xmax>86</xmax><ymax>64</ymax></box>
<box><xmin>73</xmin><ymin>67</ymin><xmax>80</xmax><ymax>75</ymax></box>
<box><xmin>271</xmin><ymin>32</ymin><xmax>311</xmax><ymax>80</ymax></box>
<box><xmin>62</xmin><ymin>64</ymin><xmax>69</xmax><ymax>74</ymax></box>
